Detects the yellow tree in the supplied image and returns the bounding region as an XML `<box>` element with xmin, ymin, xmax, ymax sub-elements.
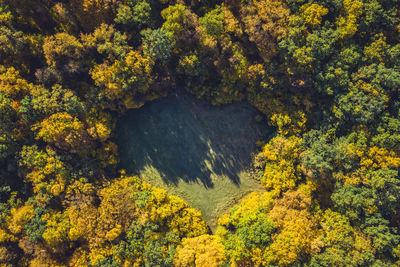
<box><xmin>42</xmin><ymin>33</ymin><xmax>84</xmax><ymax>69</ymax></box>
<box><xmin>336</xmin><ymin>0</ymin><xmax>363</xmax><ymax>38</ymax></box>
<box><xmin>68</xmin><ymin>0</ymin><xmax>118</xmax><ymax>31</ymax></box>
<box><xmin>240</xmin><ymin>0</ymin><xmax>290</xmax><ymax>61</ymax></box>
<box><xmin>301</xmin><ymin>3</ymin><xmax>328</xmax><ymax>27</ymax></box>
<box><xmin>32</xmin><ymin>112</ymin><xmax>92</xmax><ymax>154</ymax></box>
<box><xmin>174</xmin><ymin>235</ymin><xmax>226</xmax><ymax>267</ymax></box>
<box><xmin>90</xmin><ymin>50</ymin><xmax>155</xmax><ymax>109</ymax></box>
<box><xmin>0</xmin><ymin>65</ymin><xmax>34</xmax><ymax>99</ymax></box>
<box><xmin>19</xmin><ymin>145</ymin><xmax>69</xmax><ymax>198</ymax></box>
<box><xmin>264</xmin><ymin>190</ymin><xmax>320</xmax><ymax>266</ymax></box>
<box><xmin>260</xmin><ymin>135</ymin><xmax>303</xmax><ymax>196</ymax></box>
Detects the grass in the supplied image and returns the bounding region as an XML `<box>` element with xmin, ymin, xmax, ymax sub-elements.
<box><xmin>116</xmin><ymin>90</ymin><xmax>273</xmax><ymax>231</ymax></box>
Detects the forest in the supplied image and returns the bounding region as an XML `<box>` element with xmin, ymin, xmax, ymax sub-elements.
<box><xmin>0</xmin><ymin>0</ymin><xmax>400</xmax><ymax>266</ymax></box>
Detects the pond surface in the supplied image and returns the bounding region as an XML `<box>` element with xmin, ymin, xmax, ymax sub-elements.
<box><xmin>116</xmin><ymin>90</ymin><xmax>273</xmax><ymax>230</ymax></box>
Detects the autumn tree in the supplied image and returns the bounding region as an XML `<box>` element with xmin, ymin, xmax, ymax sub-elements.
<box><xmin>174</xmin><ymin>235</ymin><xmax>226</xmax><ymax>267</ymax></box>
<box><xmin>42</xmin><ymin>33</ymin><xmax>84</xmax><ymax>71</ymax></box>
<box><xmin>32</xmin><ymin>112</ymin><xmax>92</xmax><ymax>154</ymax></box>
<box><xmin>142</xmin><ymin>28</ymin><xmax>174</xmax><ymax>63</ymax></box>
<box><xmin>239</xmin><ymin>0</ymin><xmax>290</xmax><ymax>60</ymax></box>
<box><xmin>90</xmin><ymin>50</ymin><xmax>156</xmax><ymax>109</ymax></box>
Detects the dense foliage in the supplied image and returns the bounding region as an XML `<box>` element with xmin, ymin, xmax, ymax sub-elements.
<box><xmin>0</xmin><ymin>0</ymin><xmax>399</xmax><ymax>265</ymax></box>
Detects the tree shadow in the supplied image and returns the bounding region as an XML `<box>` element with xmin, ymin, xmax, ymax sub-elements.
<box><xmin>116</xmin><ymin>91</ymin><xmax>272</xmax><ymax>189</ymax></box>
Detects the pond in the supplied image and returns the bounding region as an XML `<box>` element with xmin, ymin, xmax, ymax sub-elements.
<box><xmin>116</xmin><ymin>90</ymin><xmax>274</xmax><ymax>230</ymax></box>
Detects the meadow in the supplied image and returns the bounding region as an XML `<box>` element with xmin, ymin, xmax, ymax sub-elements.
<box><xmin>117</xmin><ymin>91</ymin><xmax>273</xmax><ymax>229</ymax></box>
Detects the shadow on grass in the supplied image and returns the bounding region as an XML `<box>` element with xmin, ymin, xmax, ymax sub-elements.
<box><xmin>117</xmin><ymin>91</ymin><xmax>272</xmax><ymax>188</ymax></box>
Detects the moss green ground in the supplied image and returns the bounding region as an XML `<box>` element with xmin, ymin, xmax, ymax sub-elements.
<box><xmin>116</xmin><ymin>91</ymin><xmax>273</xmax><ymax>230</ymax></box>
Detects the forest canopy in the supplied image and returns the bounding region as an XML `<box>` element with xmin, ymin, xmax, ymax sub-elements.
<box><xmin>0</xmin><ymin>0</ymin><xmax>400</xmax><ymax>266</ymax></box>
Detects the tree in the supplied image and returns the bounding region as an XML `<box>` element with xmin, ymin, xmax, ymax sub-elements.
<box><xmin>142</xmin><ymin>28</ymin><xmax>174</xmax><ymax>62</ymax></box>
<box><xmin>68</xmin><ymin>0</ymin><xmax>119</xmax><ymax>31</ymax></box>
<box><xmin>259</xmin><ymin>135</ymin><xmax>303</xmax><ymax>195</ymax></box>
<box><xmin>0</xmin><ymin>92</ymin><xmax>17</xmax><ymax>160</ymax></box>
<box><xmin>0</xmin><ymin>26</ymin><xmax>26</xmax><ymax>68</ymax></box>
<box><xmin>301</xmin><ymin>3</ymin><xmax>328</xmax><ymax>27</ymax></box>
<box><xmin>161</xmin><ymin>4</ymin><xmax>187</xmax><ymax>37</ymax></box>
<box><xmin>20</xmin><ymin>84</ymin><xmax>85</xmax><ymax>120</ymax></box>
<box><xmin>25</xmin><ymin>208</ymin><xmax>47</xmax><ymax>243</ymax></box>
<box><xmin>174</xmin><ymin>235</ymin><xmax>226</xmax><ymax>267</ymax></box>
<box><xmin>41</xmin><ymin>211</ymin><xmax>72</xmax><ymax>254</ymax></box>
<box><xmin>362</xmin><ymin>214</ymin><xmax>400</xmax><ymax>256</ymax></box>
<box><xmin>333</xmin><ymin>86</ymin><xmax>387</xmax><ymax>125</ymax></box>
<box><xmin>336</xmin><ymin>0</ymin><xmax>363</xmax><ymax>38</ymax></box>
<box><xmin>199</xmin><ymin>6</ymin><xmax>224</xmax><ymax>39</ymax></box>
<box><xmin>217</xmin><ymin>192</ymin><xmax>275</xmax><ymax>265</ymax></box>
<box><xmin>264</xmin><ymin>190</ymin><xmax>319</xmax><ymax>266</ymax></box>
<box><xmin>240</xmin><ymin>0</ymin><xmax>290</xmax><ymax>60</ymax></box>
<box><xmin>43</xmin><ymin>33</ymin><xmax>84</xmax><ymax>70</ymax></box>
<box><xmin>310</xmin><ymin>209</ymin><xmax>375</xmax><ymax>266</ymax></box>
<box><xmin>19</xmin><ymin>145</ymin><xmax>69</xmax><ymax>198</ymax></box>
<box><xmin>115</xmin><ymin>0</ymin><xmax>152</xmax><ymax>30</ymax></box>
<box><xmin>90</xmin><ymin>50</ymin><xmax>155</xmax><ymax>109</ymax></box>
<box><xmin>0</xmin><ymin>65</ymin><xmax>33</xmax><ymax>99</ymax></box>
<box><xmin>81</xmin><ymin>23</ymin><xmax>130</xmax><ymax>61</ymax></box>
<box><xmin>32</xmin><ymin>112</ymin><xmax>92</xmax><ymax>154</ymax></box>
<box><xmin>8</xmin><ymin>205</ymin><xmax>34</xmax><ymax>235</ymax></box>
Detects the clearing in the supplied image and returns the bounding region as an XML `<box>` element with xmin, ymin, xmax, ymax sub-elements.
<box><xmin>116</xmin><ymin>90</ymin><xmax>273</xmax><ymax>230</ymax></box>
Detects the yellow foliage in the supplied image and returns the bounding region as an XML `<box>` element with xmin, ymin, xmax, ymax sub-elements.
<box><xmin>0</xmin><ymin>66</ymin><xmax>33</xmax><ymax>98</ymax></box>
<box><xmin>355</xmin><ymin>80</ymin><xmax>382</xmax><ymax>97</ymax></box>
<box><xmin>174</xmin><ymin>235</ymin><xmax>226</xmax><ymax>267</ymax></box>
<box><xmin>335</xmin><ymin>169</ymin><xmax>364</xmax><ymax>186</ymax></box>
<box><xmin>68</xmin><ymin>247</ymin><xmax>89</xmax><ymax>267</ymax></box>
<box><xmin>8</xmin><ymin>205</ymin><xmax>34</xmax><ymax>234</ymax></box>
<box><xmin>241</xmin><ymin>0</ymin><xmax>290</xmax><ymax>60</ymax></box>
<box><xmin>105</xmin><ymin>225</ymin><xmax>122</xmax><ymax>241</ymax></box>
<box><xmin>29</xmin><ymin>256</ymin><xmax>66</xmax><ymax>267</ymax></box>
<box><xmin>125</xmin><ymin>51</ymin><xmax>154</xmax><ymax>87</ymax></box>
<box><xmin>301</xmin><ymin>3</ymin><xmax>328</xmax><ymax>26</ymax></box>
<box><xmin>222</xmin><ymin>5</ymin><xmax>243</xmax><ymax>36</ymax></box>
<box><xmin>360</xmin><ymin>146</ymin><xmax>400</xmax><ymax>170</ymax></box>
<box><xmin>42</xmin><ymin>33</ymin><xmax>83</xmax><ymax>67</ymax></box>
<box><xmin>147</xmin><ymin>190</ymin><xmax>208</xmax><ymax>238</ymax></box>
<box><xmin>97</xmin><ymin>177</ymin><xmax>139</xmax><ymax>234</ymax></box>
<box><xmin>265</xmin><ymin>190</ymin><xmax>319</xmax><ymax>265</ymax></box>
<box><xmin>364</xmin><ymin>33</ymin><xmax>387</xmax><ymax>63</ymax></box>
<box><xmin>95</xmin><ymin>141</ymin><xmax>119</xmax><ymax>168</ymax></box>
<box><xmin>261</xmin><ymin>136</ymin><xmax>303</xmax><ymax>195</ymax></box>
<box><xmin>252</xmin><ymin>0</ymin><xmax>289</xmax><ymax>42</ymax></box>
<box><xmin>320</xmin><ymin>209</ymin><xmax>374</xmax><ymax>264</ymax></box>
<box><xmin>270</xmin><ymin>111</ymin><xmax>306</xmax><ymax>136</ymax></box>
<box><xmin>90</xmin><ymin>63</ymin><xmax>121</xmax><ymax>100</ymax></box>
<box><xmin>42</xmin><ymin>212</ymin><xmax>71</xmax><ymax>248</ymax></box>
<box><xmin>91</xmin><ymin>50</ymin><xmax>154</xmax><ymax>103</ymax></box>
<box><xmin>217</xmin><ymin>191</ymin><xmax>275</xmax><ymax>232</ymax></box>
<box><xmin>293</xmin><ymin>46</ymin><xmax>314</xmax><ymax>70</ymax></box>
<box><xmin>337</xmin><ymin>0</ymin><xmax>363</xmax><ymax>38</ymax></box>
<box><xmin>33</xmin><ymin>112</ymin><xmax>90</xmax><ymax>153</ymax></box>
<box><xmin>88</xmin><ymin>245</ymin><xmax>113</xmax><ymax>266</ymax></box>
<box><xmin>97</xmin><ymin>176</ymin><xmax>208</xmax><ymax>245</ymax></box>
<box><xmin>81</xmin><ymin>0</ymin><xmax>114</xmax><ymax>12</ymax></box>
<box><xmin>161</xmin><ymin>4</ymin><xmax>187</xmax><ymax>36</ymax></box>
<box><xmin>20</xmin><ymin>146</ymin><xmax>68</xmax><ymax>196</ymax></box>
<box><xmin>86</xmin><ymin>109</ymin><xmax>113</xmax><ymax>141</ymax></box>
<box><xmin>0</xmin><ymin>228</ymin><xmax>14</xmax><ymax>242</ymax></box>
<box><xmin>67</xmin><ymin>204</ymin><xmax>97</xmax><ymax>241</ymax></box>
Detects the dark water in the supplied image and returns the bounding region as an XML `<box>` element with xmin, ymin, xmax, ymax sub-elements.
<box><xmin>116</xmin><ymin>91</ymin><xmax>273</xmax><ymax>188</ymax></box>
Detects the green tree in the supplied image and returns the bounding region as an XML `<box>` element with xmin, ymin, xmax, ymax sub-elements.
<box><xmin>142</xmin><ymin>28</ymin><xmax>174</xmax><ymax>62</ymax></box>
<box><xmin>115</xmin><ymin>0</ymin><xmax>152</xmax><ymax>30</ymax></box>
<box><xmin>0</xmin><ymin>92</ymin><xmax>16</xmax><ymax>160</ymax></box>
<box><xmin>199</xmin><ymin>6</ymin><xmax>224</xmax><ymax>39</ymax></box>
